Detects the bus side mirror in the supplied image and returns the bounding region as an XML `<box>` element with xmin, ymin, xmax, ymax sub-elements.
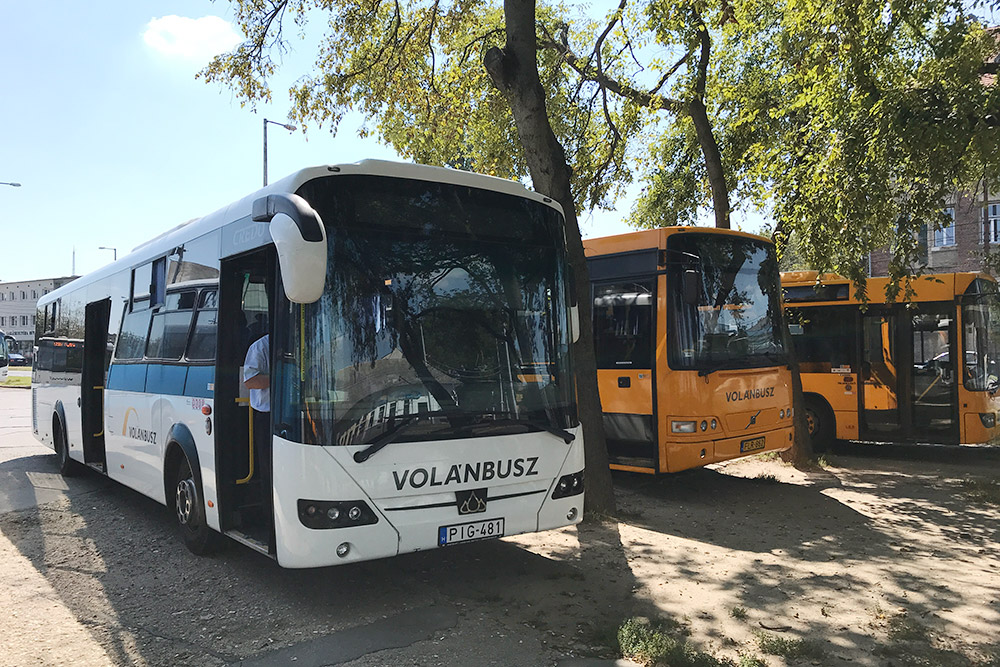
<box><xmin>682</xmin><ymin>269</ymin><xmax>700</xmax><ymax>305</ymax></box>
<box><xmin>252</xmin><ymin>194</ymin><xmax>327</xmax><ymax>304</ymax></box>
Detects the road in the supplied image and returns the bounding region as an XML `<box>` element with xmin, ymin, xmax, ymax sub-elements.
<box><xmin>0</xmin><ymin>386</ymin><xmax>625</xmax><ymax>667</ymax></box>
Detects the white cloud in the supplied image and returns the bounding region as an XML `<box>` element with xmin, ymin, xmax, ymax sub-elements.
<box><xmin>143</xmin><ymin>15</ymin><xmax>241</xmax><ymax>61</ymax></box>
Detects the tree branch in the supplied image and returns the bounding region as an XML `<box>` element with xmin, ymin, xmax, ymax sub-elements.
<box><xmin>537</xmin><ymin>26</ymin><xmax>682</xmax><ymax>111</ymax></box>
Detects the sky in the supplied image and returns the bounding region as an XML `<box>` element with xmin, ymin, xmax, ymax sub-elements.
<box><xmin>0</xmin><ymin>2</ymin><xmax>737</xmax><ymax>284</ymax></box>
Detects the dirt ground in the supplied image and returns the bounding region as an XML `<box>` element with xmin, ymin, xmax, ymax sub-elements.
<box><xmin>508</xmin><ymin>450</ymin><xmax>1000</xmax><ymax>666</ymax></box>
<box><xmin>2</xmin><ymin>438</ymin><xmax>999</xmax><ymax>666</ymax></box>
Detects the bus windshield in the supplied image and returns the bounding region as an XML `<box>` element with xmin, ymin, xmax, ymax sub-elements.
<box><xmin>667</xmin><ymin>232</ymin><xmax>786</xmax><ymax>371</ymax></box>
<box><xmin>274</xmin><ymin>175</ymin><xmax>577</xmax><ymax>447</ymax></box>
<box><xmin>962</xmin><ymin>287</ymin><xmax>1000</xmax><ymax>391</ymax></box>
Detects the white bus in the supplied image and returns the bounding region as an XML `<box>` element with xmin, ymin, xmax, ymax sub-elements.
<box><xmin>32</xmin><ymin>160</ymin><xmax>585</xmax><ymax>568</ymax></box>
<box><xmin>0</xmin><ymin>331</ymin><xmax>11</xmax><ymax>381</ymax></box>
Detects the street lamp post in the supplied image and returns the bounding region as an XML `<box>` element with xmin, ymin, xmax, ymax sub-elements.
<box><xmin>99</xmin><ymin>246</ymin><xmax>117</xmax><ymax>261</ymax></box>
<box><xmin>263</xmin><ymin>118</ymin><xmax>297</xmax><ymax>187</ymax></box>
<box><xmin>1</xmin><ymin>182</ymin><xmax>21</xmax><ymax>188</ymax></box>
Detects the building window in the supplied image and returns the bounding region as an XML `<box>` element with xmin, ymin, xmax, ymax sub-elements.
<box><xmin>20</xmin><ymin>291</ymin><xmax>25</xmax><ymax>299</ymax></box>
<box><xmin>0</xmin><ymin>316</ymin><xmax>4</xmax><ymax>326</ymax></box>
<box><xmin>31</xmin><ymin>290</ymin><xmax>37</xmax><ymax>299</ymax></box>
<box><xmin>933</xmin><ymin>207</ymin><xmax>956</xmax><ymax>247</ymax></box>
<box><xmin>987</xmin><ymin>203</ymin><xmax>1000</xmax><ymax>244</ymax></box>
<box><xmin>21</xmin><ymin>315</ymin><xmax>28</xmax><ymax>326</ymax></box>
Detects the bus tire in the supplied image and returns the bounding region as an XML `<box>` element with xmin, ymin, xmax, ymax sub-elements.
<box><xmin>803</xmin><ymin>396</ymin><xmax>834</xmax><ymax>453</ymax></box>
<box><xmin>53</xmin><ymin>414</ymin><xmax>78</xmax><ymax>477</ymax></box>
<box><xmin>172</xmin><ymin>452</ymin><xmax>221</xmax><ymax>555</ymax></box>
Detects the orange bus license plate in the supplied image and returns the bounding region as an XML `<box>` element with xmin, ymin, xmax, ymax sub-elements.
<box><xmin>740</xmin><ymin>436</ymin><xmax>765</xmax><ymax>453</ymax></box>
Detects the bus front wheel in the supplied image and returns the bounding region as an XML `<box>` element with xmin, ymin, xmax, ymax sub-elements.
<box><xmin>53</xmin><ymin>415</ymin><xmax>77</xmax><ymax>477</ymax></box>
<box><xmin>173</xmin><ymin>454</ymin><xmax>221</xmax><ymax>555</ymax></box>
<box><xmin>803</xmin><ymin>397</ymin><xmax>834</xmax><ymax>453</ymax></box>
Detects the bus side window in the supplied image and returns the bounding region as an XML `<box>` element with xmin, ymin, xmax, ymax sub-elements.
<box><xmin>36</xmin><ymin>341</ymin><xmax>53</xmax><ymax>371</ymax></box>
<box><xmin>146</xmin><ymin>290</ymin><xmax>196</xmax><ymax>360</ymax></box>
<box><xmin>792</xmin><ymin>306</ymin><xmax>854</xmax><ymax>373</ymax></box>
<box><xmin>187</xmin><ymin>290</ymin><xmax>218</xmax><ymax>361</ymax></box>
<box><xmin>115</xmin><ymin>299</ymin><xmax>153</xmax><ymax>361</ymax></box>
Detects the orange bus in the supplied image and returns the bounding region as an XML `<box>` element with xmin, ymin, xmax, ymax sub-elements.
<box><xmin>782</xmin><ymin>271</ymin><xmax>1000</xmax><ymax>448</ymax></box>
<box><xmin>584</xmin><ymin>228</ymin><xmax>794</xmax><ymax>474</ymax></box>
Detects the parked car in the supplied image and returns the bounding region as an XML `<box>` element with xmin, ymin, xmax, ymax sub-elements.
<box><xmin>8</xmin><ymin>352</ymin><xmax>27</xmax><ymax>366</ymax></box>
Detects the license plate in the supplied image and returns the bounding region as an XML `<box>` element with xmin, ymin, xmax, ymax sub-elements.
<box><xmin>740</xmin><ymin>436</ymin><xmax>766</xmax><ymax>453</ymax></box>
<box><xmin>438</xmin><ymin>518</ymin><xmax>505</xmax><ymax>546</ymax></box>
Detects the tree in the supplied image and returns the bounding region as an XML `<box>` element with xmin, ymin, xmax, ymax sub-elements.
<box><xmin>204</xmin><ymin>0</ymin><xmax>1000</xmax><ymax>477</ymax></box>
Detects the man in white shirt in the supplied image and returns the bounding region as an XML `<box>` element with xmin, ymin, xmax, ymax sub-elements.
<box><xmin>243</xmin><ymin>334</ymin><xmax>270</xmax><ymax>412</ymax></box>
<box><xmin>243</xmin><ymin>334</ymin><xmax>271</xmax><ymax>528</ymax></box>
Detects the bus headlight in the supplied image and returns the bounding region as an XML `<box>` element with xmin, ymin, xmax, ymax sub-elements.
<box><xmin>980</xmin><ymin>412</ymin><xmax>996</xmax><ymax>429</ymax></box>
<box><xmin>552</xmin><ymin>470</ymin><xmax>584</xmax><ymax>499</ymax></box>
<box><xmin>671</xmin><ymin>420</ymin><xmax>697</xmax><ymax>433</ymax></box>
<box><xmin>779</xmin><ymin>409</ymin><xmax>785</xmax><ymax>419</ymax></box>
<box><xmin>298</xmin><ymin>499</ymin><xmax>378</xmax><ymax>529</ymax></box>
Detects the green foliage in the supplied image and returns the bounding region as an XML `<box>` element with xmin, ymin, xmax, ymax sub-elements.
<box><xmin>716</xmin><ymin>1</ymin><xmax>1000</xmax><ymax>295</ymax></box>
<box><xmin>203</xmin><ymin>0</ymin><xmax>1000</xmax><ymax>297</ymax></box>
<box><xmin>961</xmin><ymin>476</ymin><xmax>1000</xmax><ymax>506</ymax></box>
<box><xmin>201</xmin><ymin>0</ymin><xmax>664</xmax><ymax>216</ymax></box>
<box><xmin>887</xmin><ymin>613</ymin><xmax>930</xmax><ymax>642</ymax></box>
<box><xmin>729</xmin><ymin>606</ymin><xmax>749</xmax><ymax>621</ymax></box>
<box><xmin>618</xmin><ymin>617</ymin><xmax>736</xmax><ymax>667</ymax></box>
<box><xmin>754</xmin><ymin>630</ymin><xmax>827</xmax><ymax>660</ymax></box>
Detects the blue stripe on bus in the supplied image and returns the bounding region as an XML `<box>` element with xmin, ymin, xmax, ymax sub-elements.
<box><xmin>146</xmin><ymin>364</ymin><xmax>188</xmax><ymax>395</ymax></box>
<box><xmin>107</xmin><ymin>363</ymin><xmax>148</xmax><ymax>392</ymax></box>
<box><xmin>107</xmin><ymin>363</ymin><xmax>214</xmax><ymax>398</ymax></box>
<box><xmin>184</xmin><ymin>366</ymin><xmax>215</xmax><ymax>398</ymax></box>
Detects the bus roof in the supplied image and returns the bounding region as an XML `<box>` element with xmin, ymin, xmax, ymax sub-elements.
<box><xmin>780</xmin><ymin>270</ymin><xmax>996</xmax><ymax>305</ymax></box>
<box><xmin>583</xmin><ymin>226</ymin><xmax>774</xmax><ymax>258</ymax></box>
<box><xmin>39</xmin><ymin>160</ymin><xmax>561</xmax><ymax>308</ymax></box>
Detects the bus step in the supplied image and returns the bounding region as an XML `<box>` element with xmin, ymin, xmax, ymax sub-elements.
<box><xmin>85</xmin><ymin>462</ymin><xmax>106</xmax><ymax>473</ymax></box>
<box><xmin>225</xmin><ymin>529</ymin><xmax>270</xmax><ymax>556</ymax></box>
<box><xmin>609</xmin><ymin>455</ymin><xmax>657</xmax><ymax>469</ymax></box>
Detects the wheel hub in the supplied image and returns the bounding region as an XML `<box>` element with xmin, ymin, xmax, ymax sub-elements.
<box><xmin>176</xmin><ymin>477</ymin><xmax>198</xmax><ymax>526</ymax></box>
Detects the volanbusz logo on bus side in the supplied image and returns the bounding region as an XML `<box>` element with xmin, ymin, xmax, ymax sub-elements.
<box><xmin>393</xmin><ymin>457</ymin><xmax>539</xmax><ymax>491</ymax></box>
<box><xmin>725</xmin><ymin>387</ymin><xmax>775</xmax><ymax>402</ymax></box>
<box><xmin>121</xmin><ymin>407</ymin><xmax>158</xmax><ymax>444</ymax></box>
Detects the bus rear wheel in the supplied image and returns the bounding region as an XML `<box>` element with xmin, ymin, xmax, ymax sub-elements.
<box><xmin>803</xmin><ymin>397</ymin><xmax>834</xmax><ymax>453</ymax></box>
<box><xmin>173</xmin><ymin>454</ymin><xmax>221</xmax><ymax>555</ymax></box>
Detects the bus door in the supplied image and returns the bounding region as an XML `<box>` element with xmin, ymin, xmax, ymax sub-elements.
<box><xmin>217</xmin><ymin>249</ymin><xmax>275</xmax><ymax>554</ymax></box>
<box><xmin>909</xmin><ymin>305</ymin><xmax>958</xmax><ymax>444</ymax></box>
<box><xmin>861</xmin><ymin>305</ymin><xmax>958</xmax><ymax>443</ymax></box>
<box><xmin>81</xmin><ymin>298</ymin><xmax>111</xmax><ymax>470</ymax></box>
<box><xmin>592</xmin><ymin>278</ymin><xmax>657</xmax><ymax>470</ymax></box>
<box><xmin>861</xmin><ymin>309</ymin><xmax>901</xmax><ymax>438</ymax></box>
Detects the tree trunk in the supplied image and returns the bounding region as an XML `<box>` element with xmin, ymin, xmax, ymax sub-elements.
<box><xmin>485</xmin><ymin>0</ymin><xmax>616</xmax><ymax>514</ymax></box>
<box><xmin>688</xmin><ymin>98</ymin><xmax>730</xmax><ymax>230</ymax></box>
<box><xmin>773</xmin><ymin>224</ymin><xmax>813</xmax><ymax>465</ymax></box>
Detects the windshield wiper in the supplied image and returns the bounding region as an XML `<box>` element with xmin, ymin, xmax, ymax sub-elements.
<box><xmin>469</xmin><ymin>412</ymin><xmax>575</xmax><ymax>444</ymax></box>
<box><xmin>352</xmin><ymin>413</ymin><xmax>450</xmax><ymax>463</ymax></box>
<box><xmin>697</xmin><ymin>360</ymin><xmax>734</xmax><ymax>377</ymax></box>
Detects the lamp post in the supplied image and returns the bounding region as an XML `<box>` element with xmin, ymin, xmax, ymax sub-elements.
<box><xmin>263</xmin><ymin>118</ymin><xmax>297</xmax><ymax>187</ymax></box>
<box><xmin>99</xmin><ymin>246</ymin><xmax>117</xmax><ymax>261</ymax></box>
<box><xmin>1</xmin><ymin>182</ymin><xmax>21</xmax><ymax>188</ymax></box>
